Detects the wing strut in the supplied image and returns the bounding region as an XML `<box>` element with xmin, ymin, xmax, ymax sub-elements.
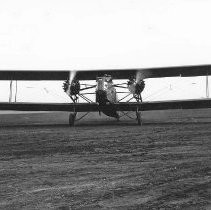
<box><xmin>9</xmin><ymin>80</ymin><xmax>12</xmax><ymax>102</ymax></box>
<box><xmin>206</xmin><ymin>75</ymin><xmax>209</xmax><ymax>98</ymax></box>
<box><xmin>8</xmin><ymin>80</ymin><xmax>18</xmax><ymax>102</ymax></box>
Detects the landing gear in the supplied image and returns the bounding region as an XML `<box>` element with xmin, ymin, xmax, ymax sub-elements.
<box><xmin>136</xmin><ymin>111</ymin><xmax>142</xmax><ymax>125</ymax></box>
<box><xmin>135</xmin><ymin>93</ymin><xmax>142</xmax><ymax>125</ymax></box>
<box><xmin>63</xmin><ymin>78</ymin><xmax>97</xmax><ymax>126</ymax></box>
<box><xmin>69</xmin><ymin>113</ymin><xmax>76</xmax><ymax>126</ymax></box>
<box><xmin>116</xmin><ymin>91</ymin><xmax>143</xmax><ymax>125</ymax></box>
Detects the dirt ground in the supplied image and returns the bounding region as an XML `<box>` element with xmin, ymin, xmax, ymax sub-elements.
<box><xmin>0</xmin><ymin>109</ymin><xmax>211</xmax><ymax>210</ymax></box>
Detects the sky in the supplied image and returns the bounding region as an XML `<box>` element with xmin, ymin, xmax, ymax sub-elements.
<box><xmin>0</xmin><ymin>0</ymin><xmax>211</xmax><ymax>102</ymax></box>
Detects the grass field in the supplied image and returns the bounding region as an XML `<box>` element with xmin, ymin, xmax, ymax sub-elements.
<box><xmin>0</xmin><ymin>109</ymin><xmax>211</xmax><ymax>209</ymax></box>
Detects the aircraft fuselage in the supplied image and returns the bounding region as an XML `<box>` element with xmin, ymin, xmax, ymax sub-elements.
<box><xmin>95</xmin><ymin>76</ymin><xmax>119</xmax><ymax>119</ymax></box>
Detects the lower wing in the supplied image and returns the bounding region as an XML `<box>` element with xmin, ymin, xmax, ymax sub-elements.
<box><xmin>0</xmin><ymin>99</ymin><xmax>210</xmax><ymax>112</ymax></box>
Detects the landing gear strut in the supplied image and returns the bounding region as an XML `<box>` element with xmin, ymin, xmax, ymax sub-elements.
<box><xmin>136</xmin><ymin>110</ymin><xmax>142</xmax><ymax>125</ymax></box>
<box><xmin>69</xmin><ymin>112</ymin><xmax>76</xmax><ymax>126</ymax></box>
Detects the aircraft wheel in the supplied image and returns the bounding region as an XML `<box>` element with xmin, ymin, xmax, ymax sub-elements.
<box><xmin>69</xmin><ymin>113</ymin><xmax>76</xmax><ymax>126</ymax></box>
<box><xmin>136</xmin><ymin>111</ymin><xmax>142</xmax><ymax>125</ymax></box>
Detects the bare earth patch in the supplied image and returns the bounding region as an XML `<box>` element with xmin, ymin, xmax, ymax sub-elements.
<box><xmin>0</xmin><ymin>109</ymin><xmax>210</xmax><ymax>209</ymax></box>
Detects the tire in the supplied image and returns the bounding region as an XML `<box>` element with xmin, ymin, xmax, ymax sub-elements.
<box><xmin>69</xmin><ymin>113</ymin><xmax>76</xmax><ymax>126</ymax></box>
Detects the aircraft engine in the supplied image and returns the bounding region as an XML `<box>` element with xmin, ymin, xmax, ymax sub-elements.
<box><xmin>63</xmin><ymin>79</ymin><xmax>80</xmax><ymax>98</ymax></box>
<box><xmin>127</xmin><ymin>77</ymin><xmax>145</xmax><ymax>101</ymax></box>
<box><xmin>134</xmin><ymin>80</ymin><xmax>145</xmax><ymax>95</ymax></box>
<box><xmin>128</xmin><ymin>77</ymin><xmax>145</xmax><ymax>94</ymax></box>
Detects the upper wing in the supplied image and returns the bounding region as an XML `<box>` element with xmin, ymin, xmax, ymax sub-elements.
<box><xmin>0</xmin><ymin>64</ymin><xmax>210</xmax><ymax>80</ymax></box>
<box><xmin>0</xmin><ymin>99</ymin><xmax>210</xmax><ymax>112</ymax></box>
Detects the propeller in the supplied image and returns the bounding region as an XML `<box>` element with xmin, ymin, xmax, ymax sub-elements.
<box><xmin>69</xmin><ymin>70</ymin><xmax>77</xmax><ymax>84</ymax></box>
<box><xmin>135</xmin><ymin>69</ymin><xmax>152</xmax><ymax>82</ymax></box>
<box><xmin>136</xmin><ymin>70</ymin><xmax>144</xmax><ymax>83</ymax></box>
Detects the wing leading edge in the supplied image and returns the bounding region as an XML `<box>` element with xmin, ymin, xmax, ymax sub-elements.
<box><xmin>0</xmin><ymin>99</ymin><xmax>210</xmax><ymax>112</ymax></box>
<box><xmin>0</xmin><ymin>64</ymin><xmax>211</xmax><ymax>80</ymax></box>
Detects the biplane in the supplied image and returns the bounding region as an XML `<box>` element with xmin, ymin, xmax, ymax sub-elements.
<box><xmin>0</xmin><ymin>65</ymin><xmax>211</xmax><ymax>126</ymax></box>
